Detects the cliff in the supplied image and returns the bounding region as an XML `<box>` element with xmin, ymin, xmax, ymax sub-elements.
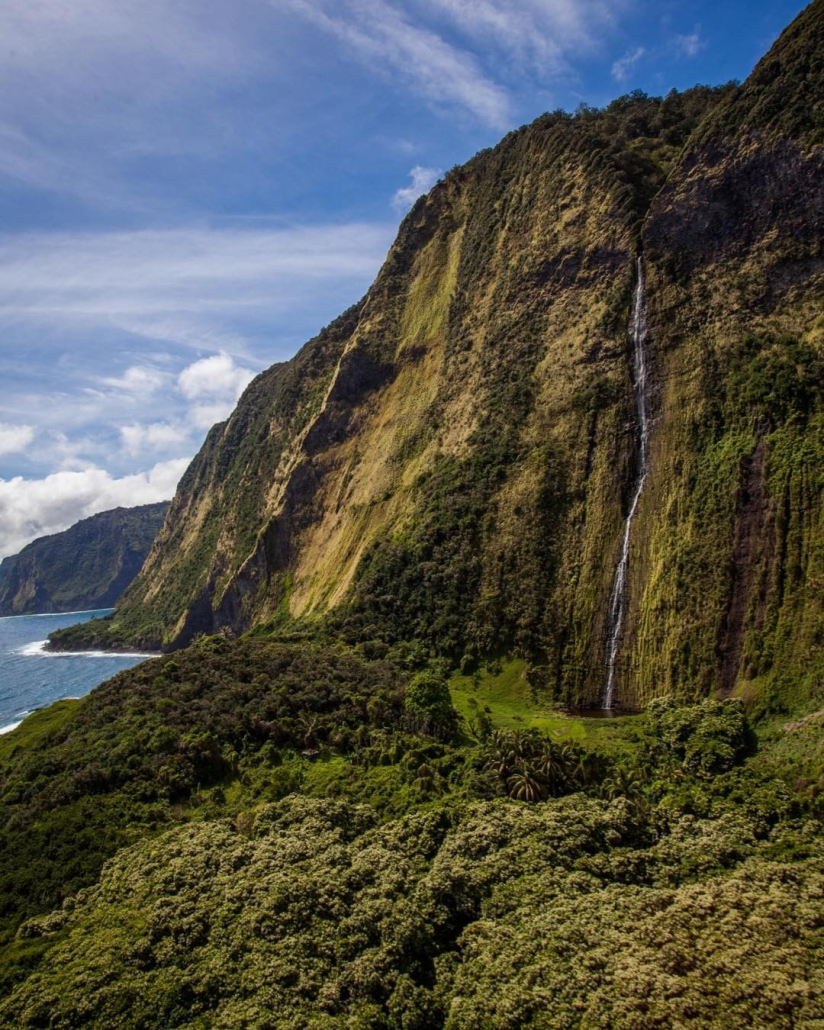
<box><xmin>0</xmin><ymin>503</ymin><xmax>169</xmax><ymax>616</ymax></box>
<box><xmin>54</xmin><ymin>2</ymin><xmax>823</xmax><ymax>712</ymax></box>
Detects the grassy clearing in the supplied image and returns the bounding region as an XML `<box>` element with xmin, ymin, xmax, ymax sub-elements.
<box><xmin>449</xmin><ymin>659</ymin><xmax>643</xmax><ymax>747</ymax></box>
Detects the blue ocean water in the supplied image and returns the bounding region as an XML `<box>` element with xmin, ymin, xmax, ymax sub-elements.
<box><xmin>0</xmin><ymin>610</ymin><xmax>155</xmax><ymax>733</ymax></box>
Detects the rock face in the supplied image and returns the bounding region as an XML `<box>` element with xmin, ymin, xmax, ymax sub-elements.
<box><xmin>0</xmin><ymin>503</ymin><xmax>169</xmax><ymax>616</ymax></box>
<box><xmin>61</xmin><ymin>2</ymin><xmax>823</xmax><ymax>708</ymax></box>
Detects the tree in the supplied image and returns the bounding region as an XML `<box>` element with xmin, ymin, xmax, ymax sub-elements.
<box><xmin>404</xmin><ymin>672</ymin><xmax>459</xmax><ymax>740</ymax></box>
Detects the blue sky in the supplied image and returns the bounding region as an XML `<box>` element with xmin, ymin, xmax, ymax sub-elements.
<box><xmin>0</xmin><ymin>0</ymin><xmax>807</xmax><ymax>556</ymax></box>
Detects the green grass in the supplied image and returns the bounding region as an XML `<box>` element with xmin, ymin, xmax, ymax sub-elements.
<box><xmin>0</xmin><ymin>700</ymin><xmax>79</xmax><ymax>763</ymax></box>
<box><xmin>449</xmin><ymin>659</ymin><xmax>642</xmax><ymax>746</ymax></box>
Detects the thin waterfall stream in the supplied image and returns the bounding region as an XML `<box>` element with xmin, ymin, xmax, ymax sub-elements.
<box><xmin>602</xmin><ymin>256</ymin><xmax>650</xmax><ymax>709</ymax></box>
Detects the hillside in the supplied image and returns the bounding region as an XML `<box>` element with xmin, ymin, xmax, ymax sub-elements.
<box><xmin>0</xmin><ymin>503</ymin><xmax>169</xmax><ymax>616</ymax></box>
<box><xmin>3</xmin><ymin>4</ymin><xmax>823</xmax><ymax>1024</ymax></box>
<box><xmin>0</xmin><ymin>640</ymin><xmax>821</xmax><ymax>1024</ymax></box>
<box><xmin>52</xmin><ymin>6</ymin><xmax>823</xmax><ymax>715</ymax></box>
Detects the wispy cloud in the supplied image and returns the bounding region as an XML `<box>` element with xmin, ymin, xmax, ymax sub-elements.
<box><xmin>0</xmin><ymin>457</ymin><xmax>189</xmax><ymax>558</ymax></box>
<box><xmin>392</xmin><ymin>166</ymin><xmax>442</xmax><ymax>210</ymax></box>
<box><xmin>282</xmin><ymin>0</ymin><xmax>512</xmax><ymax>127</ymax></box>
<box><xmin>611</xmin><ymin>46</ymin><xmax>646</xmax><ymax>83</ymax></box>
<box><xmin>422</xmin><ymin>0</ymin><xmax>617</xmax><ymax>75</ymax></box>
<box><xmin>674</xmin><ymin>29</ymin><xmax>706</xmax><ymax>58</ymax></box>
<box><xmin>0</xmin><ymin>1</ymin><xmax>266</xmax><ymax>210</ymax></box>
<box><xmin>0</xmin><ymin>223</ymin><xmax>393</xmax><ymax>347</ymax></box>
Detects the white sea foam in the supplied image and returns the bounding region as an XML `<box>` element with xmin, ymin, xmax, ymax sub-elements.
<box><xmin>0</xmin><ymin>719</ymin><xmax>25</xmax><ymax>734</ymax></box>
<box><xmin>18</xmin><ymin>640</ymin><xmax>48</xmax><ymax>656</ymax></box>
<box><xmin>0</xmin><ymin>608</ymin><xmax>113</xmax><ymax>621</ymax></box>
<box><xmin>16</xmin><ymin>640</ymin><xmax>158</xmax><ymax>659</ymax></box>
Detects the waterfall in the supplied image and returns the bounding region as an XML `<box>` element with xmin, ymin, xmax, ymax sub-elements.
<box><xmin>602</xmin><ymin>256</ymin><xmax>650</xmax><ymax>709</ymax></box>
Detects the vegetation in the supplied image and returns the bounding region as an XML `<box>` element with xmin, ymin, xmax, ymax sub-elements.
<box><xmin>0</xmin><ymin>631</ymin><xmax>820</xmax><ymax>1024</ymax></box>
<box><xmin>7</xmin><ymin>4</ymin><xmax>824</xmax><ymax>1024</ymax></box>
<box><xmin>0</xmin><ymin>503</ymin><xmax>168</xmax><ymax>616</ymax></box>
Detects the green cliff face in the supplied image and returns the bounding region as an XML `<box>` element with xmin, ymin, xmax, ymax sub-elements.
<box><xmin>627</xmin><ymin>0</ymin><xmax>824</xmax><ymax>710</ymax></box>
<box><xmin>57</xmin><ymin>4</ymin><xmax>822</xmax><ymax>716</ymax></box>
<box><xmin>0</xmin><ymin>503</ymin><xmax>169</xmax><ymax>616</ymax></box>
<box><xmin>4</xmin><ymin>10</ymin><xmax>823</xmax><ymax>1018</ymax></box>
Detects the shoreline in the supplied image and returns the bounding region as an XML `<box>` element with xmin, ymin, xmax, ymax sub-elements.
<box><xmin>34</xmin><ymin>640</ymin><xmax>160</xmax><ymax>659</ymax></box>
<box><xmin>0</xmin><ymin>608</ymin><xmax>114</xmax><ymax>621</ymax></box>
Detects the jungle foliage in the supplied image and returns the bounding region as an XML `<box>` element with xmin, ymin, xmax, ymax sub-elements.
<box><xmin>0</xmin><ymin>633</ymin><xmax>821</xmax><ymax>1024</ymax></box>
<box><xmin>0</xmin><ymin>629</ymin><xmax>821</xmax><ymax>1025</ymax></box>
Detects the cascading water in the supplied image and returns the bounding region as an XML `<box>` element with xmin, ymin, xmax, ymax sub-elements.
<box><xmin>602</xmin><ymin>256</ymin><xmax>650</xmax><ymax>709</ymax></box>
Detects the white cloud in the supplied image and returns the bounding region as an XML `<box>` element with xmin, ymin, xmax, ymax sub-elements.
<box><xmin>0</xmin><ymin>424</ymin><xmax>34</xmax><ymax>457</ymax></box>
<box><xmin>282</xmin><ymin>0</ymin><xmax>512</xmax><ymax>128</ymax></box>
<box><xmin>611</xmin><ymin>46</ymin><xmax>646</xmax><ymax>83</ymax></box>
<box><xmin>0</xmin><ymin>224</ymin><xmax>393</xmax><ymax>334</ymax></box>
<box><xmin>188</xmin><ymin>403</ymin><xmax>237</xmax><ymax>431</ymax></box>
<box><xmin>0</xmin><ymin>457</ymin><xmax>190</xmax><ymax>558</ymax></box>
<box><xmin>392</xmin><ymin>166</ymin><xmax>442</xmax><ymax>211</ymax></box>
<box><xmin>675</xmin><ymin>30</ymin><xmax>705</xmax><ymax>58</ymax></box>
<box><xmin>422</xmin><ymin>0</ymin><xmax>614</xmax><ymax>74</ymax></box>
<box><xmin>119</xmin><ymin>422</ymin><xmax>191</xmax><ymax>457</ymax></box>
<box><xmin>113</xmin><ymin>353</ymin><xmax>255</xmax><ymax>456</ymax></box>
<box><xmin>178</xmin><ymin>352</ymin><xmax>255</xmax><ymax>401</ymax></box>
<box><xmin>100</xmin><ymin>365</ymin><xmax>168</xmax><ymax>396</ymax></box>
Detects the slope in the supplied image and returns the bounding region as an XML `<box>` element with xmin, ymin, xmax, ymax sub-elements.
<box><xmin>0</xmin><ymin>503</ymin><xmax>169</xmax><ymax>616</ymax></box>
<box><xmin>53</xmin><ymin>3</ymin><xmax>823</xmax><ymax>712</ymax></box>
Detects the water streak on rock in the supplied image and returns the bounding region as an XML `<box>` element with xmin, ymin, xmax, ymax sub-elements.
<box><xmin>603</xmin><ymin>257</ymin><xmax>649</xmax><ymax>708</ymax></box>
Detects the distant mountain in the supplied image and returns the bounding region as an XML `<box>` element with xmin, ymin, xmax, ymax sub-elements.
<box><xmin>0</xmin><ymin>503</ymin><xmax>169</xmax><ymax>616</ymax></box>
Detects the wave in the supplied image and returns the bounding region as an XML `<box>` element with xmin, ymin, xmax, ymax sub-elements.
<box><xmin>17</xmin><ymin>640</ymin><xmax>49</xmax><ymax>656</ymax></box>
<box><xmin>17</xmin><ymin>640</ymin><xmax>158</xmax><ymax>659</ymax></box>
<box><xmin>0</xmin><ymin>718</ymin><xmax>25</xmax><ymax>735</ymax></box>
<box><xmin>0</xmin><ymin>608</ymin><xmax>114</xmax><ymax>621</ymax></box>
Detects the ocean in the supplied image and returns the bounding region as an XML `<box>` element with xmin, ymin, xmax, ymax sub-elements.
<box><xmin>0</xmin><ymin>610</ymin><xmax>155</xmax><ymax>733</ymax></box>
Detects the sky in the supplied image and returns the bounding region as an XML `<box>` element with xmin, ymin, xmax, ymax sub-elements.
<box><xmin>0</xmin><ymin>0</ymin><xmax>808</xmax><ymax>558</ymax></box>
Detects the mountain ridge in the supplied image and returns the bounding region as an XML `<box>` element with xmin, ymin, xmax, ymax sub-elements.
<box><xmin>52</xmin><ymin>1</ymin><xmax>823</xmax><ymax>714</ymax></box>
<box><xmin>0</xmin><ymin>502</ymin><xmax>170</xmax><ymax>616</ymax></box>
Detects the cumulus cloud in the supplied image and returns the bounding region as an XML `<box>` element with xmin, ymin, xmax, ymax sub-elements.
<box><xmin>178</xmin><ymin>352</ymin><xmax>255</xmax><ymax>401</ymax></box>
<box><xmin>611</xmin><ymin>46</ymin><xmax>646</xmax><ymax>83</ymax></box>
<box><xmin>0</xmin><ymin>457</ymin><xmax>190</xmax><ymax>558</ymax></box>
<box><xmin>392</xmin><ymin>166</ymin><xmax>442</xmax><ymax>211</ymax></box>
<box><xmin>0</xmin><ymin>220</ymin><xmax>391</xmax><ymax>463</ymax></box>
<box><xmin>186</xmin><ymin>404</ymin><xmax>232</xmax><ymax>431</ymax></box>
<box><xmin>112</xmin><ymin>353</ymin><xmax>256</xmax><ymax>456</ymax></box>
<box><xmin>0</xmin><ymin>424</ymin><xmax>34</xmax><ymax>457</ymax></box>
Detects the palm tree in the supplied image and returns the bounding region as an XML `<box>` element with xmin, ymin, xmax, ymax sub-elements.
<box><xmin>533</xmin><ymin>741</ymin><xmax>566</xmax><ymax>795</ymax></box>
<box><xmin>507</xmin><ymin>760</ymin><xmax>547</xmax><ymax>803</ymax></box>
<box><xmin>601</xmin><ymin>765</ymin><xmax>644</xmax><ymax>801</ymax></box>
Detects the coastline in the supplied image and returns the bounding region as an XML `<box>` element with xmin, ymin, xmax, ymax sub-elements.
<box><xmin>0</xmin><ymin>608</ymin><xmax>114</xmax><ymax>621</ymax></box>
<box><xmin>30</xmin><ymin>639</ymin><xmax>160</xmax><ymax>659</ymax></box>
